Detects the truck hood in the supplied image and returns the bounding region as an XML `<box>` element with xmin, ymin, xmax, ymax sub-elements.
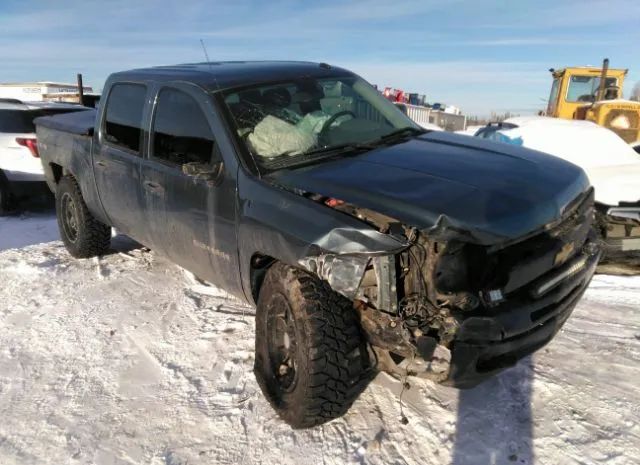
<box><xmin>266</xmin><ymin>131</ymin><xmax>590</xmax><ymax>245</ymax></box>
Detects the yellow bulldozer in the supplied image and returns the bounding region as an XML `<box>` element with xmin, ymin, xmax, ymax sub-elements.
<box><xmin>546</xmin><ymin>58</ymin><xmax>640</xmax><ymax>144</ymax></box>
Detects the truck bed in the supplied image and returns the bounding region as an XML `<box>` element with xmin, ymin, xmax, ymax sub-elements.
<box><xmin>35</xmin><ymin>110</ymin><xmax>100</xmax><ymax>214</ymax></box>
<box><xmin>34</xmin><ymin>109</ymin><xmax>97</xmax><ymax>136</ymax></box>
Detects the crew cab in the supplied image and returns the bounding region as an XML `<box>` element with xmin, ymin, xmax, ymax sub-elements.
<box><xmin>36</xmin><ymin>61</ymin><xmax>600</xmax><ymax>429</ymax></box>
<box><xmin>0</xmin><ymin>98</ymin><xmax>86</xmax><ymax>213</ymax></box>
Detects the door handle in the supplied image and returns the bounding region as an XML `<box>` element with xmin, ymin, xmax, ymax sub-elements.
<box><xmin>95</xmin><ymin>160</ymin><xmax>107</xmax><ymax>168</ymax></box>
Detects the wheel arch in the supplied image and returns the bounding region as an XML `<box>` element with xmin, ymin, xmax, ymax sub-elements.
<box><xmin>49</xmin><ymin>162</ymin><xmax>64</xmax><ymax>184</ymax></box>
<box><xmin>249</xmin><ymin>252</ymin><xmax>278</xmax><ymax>305</ymax></box>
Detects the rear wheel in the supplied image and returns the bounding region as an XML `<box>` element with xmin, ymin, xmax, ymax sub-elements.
<box><xmin>254</xmin><ymin>263</ymin><xmax>374</xmax><ymax>428</ymax></box>
<box><xmin>56</xmin><ymin>175</ymin><xmax>111</xmax><ymax>258</ymax></box>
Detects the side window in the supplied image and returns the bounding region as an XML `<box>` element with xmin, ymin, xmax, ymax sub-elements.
<box><xmin>104</xmin><ymin>83</ymin><xmax>147</xmax><ymax>154</ymax></box>
<box><xmin>151</xmin><ymin>88</ymin><xmax>216</xmax><ymax>167</ymax></box>
<box><xmin>547</xmin><ymin>78</ymin><xmax>560</xmax><ymax>114</ymax></box>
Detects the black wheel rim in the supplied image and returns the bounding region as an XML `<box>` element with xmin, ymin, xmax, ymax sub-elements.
<box><xmin>266</xmin><ymin>294</ymin><xmax>298</xmax><ymax>392</ymax></box>
<box><xmin>61</xmin><ymin>192</ymin><xmax>79</xmax><ymax>243</ymax></box>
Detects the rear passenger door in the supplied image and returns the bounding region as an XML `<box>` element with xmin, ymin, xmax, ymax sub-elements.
<box><xmin>94</xmin><ymin>83</ymin><xmax>147</xmax><ymax>237</ymax></box>
<box><xmin>141</xmin><ymin>83</ymin><xmax>238</xmax><ymax>285</ymax></box>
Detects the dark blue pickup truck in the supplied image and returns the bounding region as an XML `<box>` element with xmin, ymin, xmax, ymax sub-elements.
<box><xmin>35</xmin><ymin>61</ymin><xmax>600</xmax><ymax>428</ymax></box>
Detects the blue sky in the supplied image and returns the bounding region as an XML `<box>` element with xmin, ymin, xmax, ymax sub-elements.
<box><xmin>1</xmin><ymin>0</ymin><xmax>638</xmax><ymax>116</ymax></box>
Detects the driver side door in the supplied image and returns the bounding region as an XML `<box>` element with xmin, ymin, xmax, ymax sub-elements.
<box><xmin>141</xmin><ymin>83</ymin><xmax>236</xmax><ymax>284</ymax></box>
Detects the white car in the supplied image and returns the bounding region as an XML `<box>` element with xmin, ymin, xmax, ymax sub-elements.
<box><xmin>473</xmin><ymin>116</ymin><xmax>640</xmax><ymax>251</ymax></box>
<box><xmin>0</xmin><ymin>99</ymin><xmax>85</xmax><ymax>213</ymax></box>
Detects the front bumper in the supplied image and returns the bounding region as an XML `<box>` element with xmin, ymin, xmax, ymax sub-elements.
<box><xmin>444</xmin><ymin>248</ymin><xmax>600</xmax><ymax>388</ymax></box>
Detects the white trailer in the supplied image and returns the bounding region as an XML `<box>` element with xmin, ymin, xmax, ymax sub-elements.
<box><xmin>0</xmin><ymin>82</ymin><xmax>93</xmax><ymax>103</ymax></box>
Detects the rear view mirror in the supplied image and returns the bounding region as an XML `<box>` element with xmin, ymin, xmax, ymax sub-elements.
<box><xmin>182</xmin><ymin>161</ymin><xmax>224</xmax><ymax>184</ymax></box>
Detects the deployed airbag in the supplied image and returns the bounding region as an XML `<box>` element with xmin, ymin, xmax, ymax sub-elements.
<box><xmin>248</xmin><ymin>115</ymin><xmax>315</xmax><ymax>158</ymax></box>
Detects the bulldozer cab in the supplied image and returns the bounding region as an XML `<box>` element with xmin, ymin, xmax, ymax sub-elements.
<box><xmin>547</xmin><ymin>66</ymin><xmax>627</xmax><ymax>119</ymax></box>
<box><xmin>547</xmin><ymin>60</ymin><xmax>640</xmax><ymax>144</ymax></box>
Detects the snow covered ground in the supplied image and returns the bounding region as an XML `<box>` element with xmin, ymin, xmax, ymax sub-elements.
<box><xmin>0</xmin><ymin>209</ymin><xmax>639</xmax><ymax>465</ymax></box>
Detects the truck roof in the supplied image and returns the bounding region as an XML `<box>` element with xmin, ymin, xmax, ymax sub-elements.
<box><xmin>110</xmin><ymin>61</ymin><xmax>354</xmax><ymax>92</ymax></box>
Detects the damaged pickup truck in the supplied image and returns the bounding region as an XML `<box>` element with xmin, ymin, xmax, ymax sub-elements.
<box><xmin>35</xmin><ymin>61</ymin><xmax>600</xmax><ymax>428</ymax></box>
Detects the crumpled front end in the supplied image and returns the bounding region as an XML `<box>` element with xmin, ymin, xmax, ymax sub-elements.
<box><xmin>297</xmin><ymin>189</ymin><xmax>600</xmax><ymax>388</ymax></box>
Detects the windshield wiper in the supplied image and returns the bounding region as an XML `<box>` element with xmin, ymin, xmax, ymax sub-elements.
<box><xmin>374</xmin><ymin>126</ymin><xmax>426</xmax><ymax>144</ymax></box>
<box><xmin>264</xmin><ymin>142</ymin><xmax>376</xmax><ymax>171</ymax></box>
<box><xmin>302</xmin><ymin>141</ymin><xmax>378</xmax><ymax>158</ymax></box>
<box><xmin>259</xmin><ymin>127</ymin><xmax>425</xmax><ymax>172</ymax></box>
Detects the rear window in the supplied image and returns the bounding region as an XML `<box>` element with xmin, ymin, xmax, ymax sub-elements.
<box><xmin>0</xmin><ymin>108</ymin><xmax>83</xmax><ymax>133</ymax></box>
<box><xmin>103</xmin><ymin>83</ymin><xmax>147</xmax><ymax>154</ymax></box>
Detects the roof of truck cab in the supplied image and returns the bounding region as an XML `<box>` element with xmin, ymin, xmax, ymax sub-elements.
<box><xmin>109</xmin><ymin>61</ymin><xmax>355</xmax><ymax>92</ymax></box>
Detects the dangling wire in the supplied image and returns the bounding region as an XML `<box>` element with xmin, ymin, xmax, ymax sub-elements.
<box><xmin>398</xmin><ymin>354</ymin><xmax>414</xmax><ymax>425</ymax></box>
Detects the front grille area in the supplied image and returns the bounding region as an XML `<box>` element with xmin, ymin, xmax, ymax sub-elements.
<box><xmin>481</xmin><ymin>189</ymin><xmax>594</xmax><ymax>296</ymax></box>
<box><xmin>447</xmin><ymin>249</ymin><xmax>598</xmax><ymax>388</ymax></box>
<box><xmin>445</xmin><ymin>190</ymin><xmax>600</xmax><ymax>388</ymax></box>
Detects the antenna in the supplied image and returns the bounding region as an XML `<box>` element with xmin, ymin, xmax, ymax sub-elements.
<box><xmin>199</xmin><ymin>38</ymin><xmax>220</xmax><ymax>90</ymax></box>
<box><xmin>200</xmin><ymin>39</ymin><xmax>212</xmax><ymax>69</ymax></box>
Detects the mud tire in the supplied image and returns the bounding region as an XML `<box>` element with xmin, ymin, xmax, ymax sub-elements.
<box><xmin>56</xmin><ymin>175</ymin><xmax>111</xmax><ymax>258</ymax></box>
<box><xmin>254</xmin><ymin>262</ymin><xmax>375</xmax><ymax>428</ymax></box>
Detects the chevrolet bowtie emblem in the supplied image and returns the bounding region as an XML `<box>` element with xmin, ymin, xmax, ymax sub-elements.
<box><xmin>554</xmin><ymin>242</ymin><xmax>575</xmax><ymax>266</ymax></box>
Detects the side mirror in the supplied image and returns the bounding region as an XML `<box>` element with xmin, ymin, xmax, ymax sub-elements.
<box><xmin>182</xmin><ymin>161</ymin><xmax>224</xmax><ymax>185</ymax></box>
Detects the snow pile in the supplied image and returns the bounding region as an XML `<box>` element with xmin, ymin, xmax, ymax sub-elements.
<box><xmin>501</xmin><ymin>117</ymin><xmax>640</xmax><ymax>169</ymax></box>
<box><xmin>0</xmin><ymin>213</ymin><xmax>639</xmax><ymax>464</ymax></box>
<box><xmin>499</xmin><ymin>117</ymin><xmax>640</xmax><ymax>206</ymax></box>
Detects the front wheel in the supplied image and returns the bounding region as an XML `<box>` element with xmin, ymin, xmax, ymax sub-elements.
<box><xmin>56</xmin><ymin>175</ymin><xmax>111</xmax><ymax>258</ymax></box>
<box><xmin>254</xmin><ymin>263</ymin><xmax>374</xmax><ymax>428</ymax></box>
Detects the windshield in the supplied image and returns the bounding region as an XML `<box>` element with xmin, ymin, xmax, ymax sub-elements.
<box><xmin>222</xmin><ymin>76</ymin><xmax>421</xmax><ymax>170</ymax></box>
<box><xmin>566</xmin><ymin>75</ymin><xmax>618</xmax><ymax>103</ymax></box>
